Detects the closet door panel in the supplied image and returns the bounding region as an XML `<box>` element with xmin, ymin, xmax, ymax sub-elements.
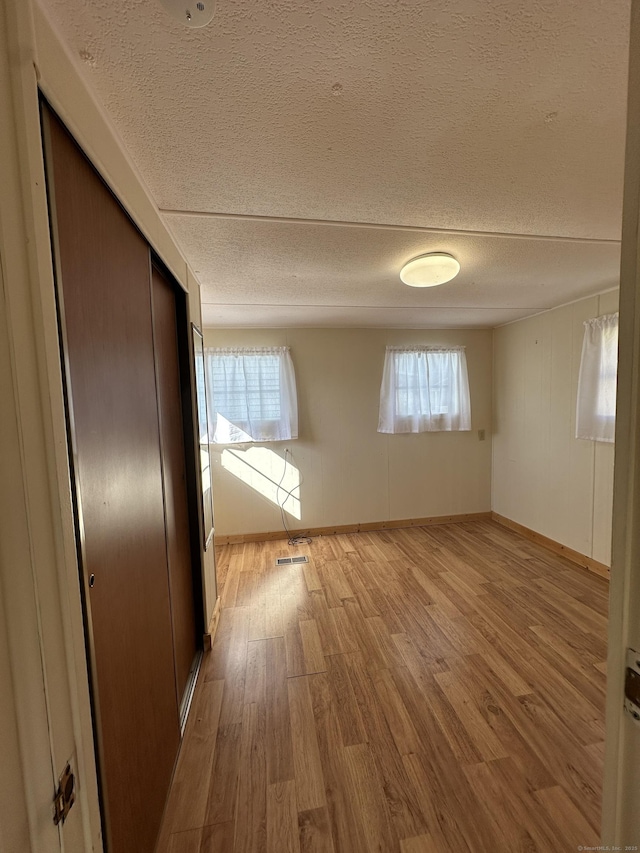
<box><xmin>151</xmin><ymin>266</ymin><xmax>198</xmax><ymax>704</ymax></box>
<box><xmin>44</xmin><ymin>106</ymin><xmax>179</xmax><ymax>853</ymax></box>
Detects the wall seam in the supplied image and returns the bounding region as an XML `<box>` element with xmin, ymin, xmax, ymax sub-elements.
<box><xmin>590</xmin><ymin>295</ymin><xmax>601</xmax><ymax>559</ymax></box>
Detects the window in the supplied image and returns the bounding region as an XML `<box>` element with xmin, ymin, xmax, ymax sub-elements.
<box><xmin>378</xmin><ymin>346</ymin><xmax>471</xmax><ymax>433</ymax></box>
<box><xmin>205</xmin><ymin>347</ymin><xmax>298</xmax><ymax>444</ymax></box>
<box><xmin>576</xmin><ymin>313</ymin><xmax>618</xmax><ymax>443</ymax></box>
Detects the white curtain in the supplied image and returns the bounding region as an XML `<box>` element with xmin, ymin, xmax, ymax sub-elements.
<box><xmin>378</xmin><ymin>346</ymin><xmax>471</xmax><ymax>433</ymax></box>
<box><xmin>576</xmin><ymin>313</ymin><xmax>618</xmax><ymax>443</ymax></box>
<box><xmin>205</xmin><ymin>347</ymin><xmax>298</xmax><ymax>443</ymax></box>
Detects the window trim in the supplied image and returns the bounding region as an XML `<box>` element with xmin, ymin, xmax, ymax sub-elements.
<box><xmin>205</xmin><ymin>346</ymin><xmax>298</xmax><ymax>444</ymax></box>
<box><xmin>378</xmin><ymin>345</ymin><xmax>472</xmax><ymax>434</ymax></box>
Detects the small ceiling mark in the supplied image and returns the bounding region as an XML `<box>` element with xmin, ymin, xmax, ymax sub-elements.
<box><xmin>331</xmin><ymin>82</ymin><xmax>343</xmax><ymax>96</ymax></box>
<box><xmin>544</xmin><ymin>111</ymin><xmax>558</xmax><ymax>124</ymax></box>
<box><xmin>79</xmin><ymin>48</ymin><xmax>96</xmax><ymax>66</ymax></box>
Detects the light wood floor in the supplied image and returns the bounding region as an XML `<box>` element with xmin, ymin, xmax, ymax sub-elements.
<box><xmin>157</xmin><ymin>520</ymin><xmax>609</xmax><ymax>853</ymax></box>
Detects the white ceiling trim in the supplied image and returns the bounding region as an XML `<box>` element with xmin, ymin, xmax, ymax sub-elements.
<box><xmin>200</xmin><ymin>303</ymin><xmax>542</xmax><ymax>330</ymax></box>
<box><xmin>201</xmin><ymin>302</ymin><xmax>546</xmax><ymax>310</ymax></box>
<box><xmin>160</xmin><ymin>208</ymin><xmax>620</xmax><ymax>246</ymax></box>
<box><xmin>493</xmin><ymin>285</ymin><xmax>621</xmax><ymax>329</ymax></box>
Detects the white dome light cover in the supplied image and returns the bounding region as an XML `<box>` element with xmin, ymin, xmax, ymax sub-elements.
<box><xmin>400</xmin><ymin>253</ymin><xmax>461</xmax><ymax>288</ymax></box>
<box><xmin>159</xmin><ymin>0</ymin><xmax>215</xmax><ymax>28</ymax></box>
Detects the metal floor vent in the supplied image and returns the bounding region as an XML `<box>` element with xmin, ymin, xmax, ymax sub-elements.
<box><xmin>275</xmin><ymin>555</ymin><xmax>309</xmax><ymax>566</ymax></box>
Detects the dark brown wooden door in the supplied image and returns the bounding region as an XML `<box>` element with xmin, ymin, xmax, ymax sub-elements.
<box><xmin>151</xmin><ymin>266</ymin><xmax>198</xmax><ymax>704</ymax></box>
<box><xmin>43</xmin><ymin>106</ymin><xmax>180</xmax><ymax>853</ymax></box>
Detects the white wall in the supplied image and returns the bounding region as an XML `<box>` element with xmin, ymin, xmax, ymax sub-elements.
<box><xmin>492</xmin><ymin>289</ymin><xmax>618</xmax><ymax>566</ymax></box>
<box><xmin>205</xmin><ymin>327</ymin><xmax>493</xmax><ymax>537</ymax></box>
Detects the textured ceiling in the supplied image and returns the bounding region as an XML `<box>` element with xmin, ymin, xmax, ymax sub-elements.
<box><xmin>38</xmin><ymin>0</ymin><xmax>629</xmax><ymax>327</ymax></box>
<box><xmin>166</xmin><ymin>214</ymin><xmax>621</xmax><ymax>327</ymax></box>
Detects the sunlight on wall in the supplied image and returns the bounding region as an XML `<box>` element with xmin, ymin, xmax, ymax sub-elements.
<box><xmin>214</xmin><ymin>413</ymin><xmax>254</xmax><ymax>444</ymax></box>
<box><xmin>201</xmin><ymin>447</ymin><xmax>211</xmax><ymax>492</ymax></box>
<box><xmin>221</xmin><ymin>447</ymin><xmax>301</xmax><ymax>519</ymax></box>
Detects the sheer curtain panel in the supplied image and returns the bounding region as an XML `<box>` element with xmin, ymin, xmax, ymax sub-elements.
<box><xmin>378</xmin><ymin>346</ymin><xmax>471</xmax><ymax>433</ymax></box>
<box><xmin>205</xmin><ymin>347</ymin><xmax>298</xmax><ymax>443</ymax></box>
<box><xmin>576</xmin><ymin>313</ymin><xmax>618</xmax><ymax>443</ymax></box>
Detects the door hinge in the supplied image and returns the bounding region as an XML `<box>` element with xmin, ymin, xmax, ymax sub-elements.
<box><xmin>53</xmin><ymin>763</ymin><xmax>75</xmax><ymax>826</ymax></box>
<box><xmin>624</xmin><ymin>648</ymin><xmax>640</xmax><ymax>724</ymax></box>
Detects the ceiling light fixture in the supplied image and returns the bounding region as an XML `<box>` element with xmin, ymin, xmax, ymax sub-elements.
<box><xmin>159</xmin><ymin>0</ymin><xmax>215</xmax><ymax>28</ymax></box>
<box><xmin>400</xmin><ymin>253</ymin><xmax>460</xmax><ymax>288</ymax></box>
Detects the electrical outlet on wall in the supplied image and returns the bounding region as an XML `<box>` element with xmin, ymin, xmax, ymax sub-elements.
<box><xmin>478</xmin><ymin>429</ymin><xmax>486</xmax><ymax>441</ymax></box>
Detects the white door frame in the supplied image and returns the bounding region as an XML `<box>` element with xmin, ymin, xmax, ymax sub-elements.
<box><xmin>0</xmin><ymin>0</ymin><xmax>102</xmax><ymax>849</ymax></box>
<box><xmin>603</xmin><ymin>1</ymin><xmax>640</xmax><ymax>844</ymax></box>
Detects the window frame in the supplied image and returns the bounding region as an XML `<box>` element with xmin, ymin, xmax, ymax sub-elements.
<box><xmin>205</xmin><ymin>346</ymin><xmax>298</xmax><ymax>445</ymax></box>
<box><xmin>378</xmin><ymin>345</ymin><xmax>471</xmax><ymax>434</ymax></box>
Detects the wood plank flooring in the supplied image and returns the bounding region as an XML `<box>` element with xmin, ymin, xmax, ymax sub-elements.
<box><xmin>156</xmin><ymin>520</ymin><xmax>608</xmax><ymax>853</ymax></box>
